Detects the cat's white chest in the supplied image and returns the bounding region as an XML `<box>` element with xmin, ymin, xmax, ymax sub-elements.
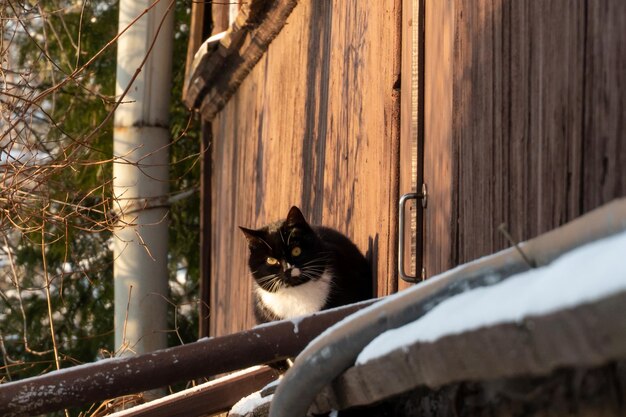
<box><xmin>256</xmin><ymin>271</ymin><xmax>332</xmax><ymax>319</ymax></box>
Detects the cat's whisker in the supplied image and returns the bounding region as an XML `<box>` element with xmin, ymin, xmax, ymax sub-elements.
<box><xmin>302</xmin><ymin>266</ymin><xmax>326</xmax><ymax>274</ymax></box>
<box><xmin>264</xmin><ymin>274</ymin><xmax>279</xmax><ymax>292</ymax></box>
<box><xmin>303</xmin><ymin>265</ymin><xmax>324</xmax><ymax>269</ymax></box>
<box><xmin>301</xmin><ymin>272</ymin><xmax>324</xmax><ymax>279</ymax></box>
<box><xmin>300</xmin><ymin>270</ymin><xmax>323</xmax><ymax>279</ymax></box>
<box><xmin>301</xmin><ymin>257</ymin><xmax>330</xmax><ymax>267</ymax></box>
<box><xmin>257</xmin><ymin>273</ymin><xmax>279</xmax><ymax>283</ymax></box>
<box><xmin>271</xmin><ymin>279</ymin><xmax>281</xmax><ymax>290</ymax></box>
<box><xmin>270</xmin><ymin>277</ymin><xmax>283</xmax><ymax>293</ymax></box>
<box><xmin>300</xmin><ymin>263</ymin><xmax>327</xmax><ymax>271</ymax></box>
<box><xmin>303</xmin><ymin>265</ymin><xmax>324</xmax><ymax>271</ymax></box>
<box><xmin>257</xmin><ymin>274</ymin><xmax>278</xmax><ymax>285</ymax></box>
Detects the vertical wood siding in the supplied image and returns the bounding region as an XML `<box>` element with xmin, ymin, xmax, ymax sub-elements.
<box><xmin>424</xmin><ymin>0</ymin><xmax>626</xmax><ymax>275</ymax></box>
<box><xmin>423</xmin><ymin>0</ymin><xmax>456</xmax><ymax>280</ymax></box>
<box><xmin>210</xmin><ymin>1</ymin><xmax>402</xmax><ymax>336</ymax></box>
<box><xmin>398</xmin><ymin>0</ymin><xmax>425</xmax><ymax>288</ymax></box>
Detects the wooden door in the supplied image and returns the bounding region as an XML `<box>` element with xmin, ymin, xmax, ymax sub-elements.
<box><xmin>207</xmin><ymin>1</ymin><xmax>403</xmax><ymax>337</ymax></box>
<box><xmin>422</xmin><ymin>0</ymin><xmax>626</xmax><ymax>276</ymax></box>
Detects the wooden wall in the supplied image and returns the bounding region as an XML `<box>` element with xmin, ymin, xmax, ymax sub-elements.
<box><xmin>204</xmin><ymin>0</ymin><xmax>625</xmax><ymax>336</ymax></box>
<box><xmin>424</xmin><ymin>0</ymin><xmax>626</xmax><ymax>276</ymax></box>
<box><xmin>209</xmin><ymin>1</ymin><xmax>402</xmax><ymax>336</ymax></box>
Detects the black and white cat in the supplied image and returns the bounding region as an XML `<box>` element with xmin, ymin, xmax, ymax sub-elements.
<box><xmin>240</xmin><ymin>206</ymin><xmax>373</xmax><ymax>323</ymax></box>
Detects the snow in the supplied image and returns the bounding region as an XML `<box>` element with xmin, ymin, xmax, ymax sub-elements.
<box><xmin>357</xmin><ymin>230</ymin><xmax>626</xmax><ymax>364</ymax></box>
<box><xmin>291</xmin><ymin>261</ymin><xmax>491</xmax><ymax>367</ymax></box>
<box><xmin>252</xmin><ymin>302</ymin><xmax>373</xmax><ymax>336</ymax></box>
<box><xmin>230</xmin><ymin>391</ymin><xmax>273</xmax><ymax>416</ymax></box>
<box><xmin>253</xmin><ymin>316</ymin><xmax>305</xmax><ymax>334</ymax></box>
<box><xmin>0</xmin><ymin>147</ymin><xmax>51</xmax><ymax>165</ymax></box>
<box><xmin>262</xmin><ymin>378</ymin><xmax>280</xmax><ymax>391</ymax></box>
<box><xmin>291</xmin><ymin>316</ymin><xmax>305</xmax><ymax>334</ymax></box>
<box><xmin>0</xmin><ymin>355</ymin><xmax>133</xmax><ymax>387</ymax></box>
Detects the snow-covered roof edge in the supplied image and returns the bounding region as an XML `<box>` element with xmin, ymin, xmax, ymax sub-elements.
<box><xmin>270</xmin><ymin>198</ymin><xmax>626</xmax><ymax>417</ymax></box>
<box><xmin>312</xmin><ymin>230</ymin><xmax>626</xmax><ymax>412</ymax></box>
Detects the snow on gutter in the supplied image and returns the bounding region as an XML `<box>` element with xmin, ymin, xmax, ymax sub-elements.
<box><xmin>269</xmin><ymin>198</ymin><xmax>626</xmax><ymax>417</ymax></box>
<box><xmin>358</xmin><ymin>228</ymin><xmax>626</xmax><ymax>364</ymax></box>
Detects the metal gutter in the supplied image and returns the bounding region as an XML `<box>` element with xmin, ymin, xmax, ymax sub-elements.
<box><xmin>312</xmin><ymin>290</ymin><xmax>626</xmax><ymax>412</ymax></box>
<box><xmin>269</xmin><ymin>198</ymin><xmax>626</xmax><ymax>417</ymax></box>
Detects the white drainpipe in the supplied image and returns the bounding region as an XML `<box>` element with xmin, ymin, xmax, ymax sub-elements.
<box><xmin>113</xmin><ymin>0</ymin><xmax>174</xmax><ymax>356</ymax></box>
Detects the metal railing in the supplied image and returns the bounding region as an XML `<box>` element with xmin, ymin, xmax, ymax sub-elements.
<box><xmin>0</xmin><ymin>299</ymin><xmax>377</xmax><ymax>417</ymax></box>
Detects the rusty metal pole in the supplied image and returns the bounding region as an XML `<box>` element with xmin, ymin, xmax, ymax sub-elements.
<box><xmin>0</xmin><ymin>300</ymin><xmax>377</xmax><ymax>417</ymax></box>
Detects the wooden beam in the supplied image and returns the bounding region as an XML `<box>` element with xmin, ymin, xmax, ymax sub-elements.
<box><xmin>183</xmin><ymin>0</ymin><xmax>207</xmax><ymax>98</ymax></box>
<box><xmin>211</xmin><ymin>0</ymin><xmax>231</xmax><ymax>35</ymax></box>
<box><xmin>183</xmin><ymin>0</ymin><xmax>299</xmax><ymax>119</ymax></box>
<box><xmin>108</xmin><ymin>366</ymin><xmax>278</xmax><ymax>417</ymax></box>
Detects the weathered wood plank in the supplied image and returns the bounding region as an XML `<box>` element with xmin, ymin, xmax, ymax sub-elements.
<box><xmin>451</xmin><ymin>0</ymin><xmax>587</xmax><ymax>265</ymax></box>
<box><xmin>210</xmin><ymin>1</ymin><xmax>402</xmax><ymax>336</ymax></box>
<box><xmin>184</xmin><ymin>0</ymin><xmax>299</xmax><ymax>112</ymax></box>
<box><xmin>582</xmin><ymin>0</ymin><xmax>626</xmax><ymax>212</ymax></box>
<box><xmin>183</xmin><ymin>0</ymin><xmax>206</xmax><ymax>97</ymax></box>
<box><xmin>423</xmin><ymin>0</ymin><xmax>455</xmax><ymax>276</ymax></box>
<box><xmin>108</xmin><ymin>367</ymin><xmax>278</xmax><ymax>417</ymax></box>
<box><xmin>211</xmin><ymin>1</ymin><xmax>230</xmax><ymax>35</ymax></box>
<box><xmin>423</xmin><ymin>0</ymin><xmax>625</xmax><ymax>273</ymax></box>
<box><xmin>454</xmin><ymin>0</ymin><xmax>501</xmax><ymax>264</ymax></box>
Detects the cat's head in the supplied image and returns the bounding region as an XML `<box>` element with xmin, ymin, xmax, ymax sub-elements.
<box><xmin>239</xmin><ymin>206</ymin><xmax>328</xmax><ymax>292</ymax></box>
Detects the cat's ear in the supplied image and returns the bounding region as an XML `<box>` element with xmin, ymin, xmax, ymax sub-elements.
<box><xmin>286</xmin><ymin>206</ymin><xmax>309</xmax><ymax>228</ymax></box>
<box><xmin>239</xmin><ymin>226</ymin><xmax>264</xmax><ymax>247</ymax></box>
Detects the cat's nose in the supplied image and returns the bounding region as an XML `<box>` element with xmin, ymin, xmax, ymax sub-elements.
<box><xmin>282</xmin><ymin>263</ymin><xmax>301</xmax><ymax>277</ymax></box>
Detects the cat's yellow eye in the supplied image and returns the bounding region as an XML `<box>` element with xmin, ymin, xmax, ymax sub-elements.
<box><xmin>291</xmin><ymin>246</ymin><xmax>302</xmax><ymax>257</ymax></box>
<box><xmin>266</xmin><ymin>257</ymin><xmax>279</xmax><ymax>265</ymax></box>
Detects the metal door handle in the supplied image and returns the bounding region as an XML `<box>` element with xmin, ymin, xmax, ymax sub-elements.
<box><xmin>398</xmin><ymin>184</ymin><xmax>427</xmax><ymax>282</ymax></box>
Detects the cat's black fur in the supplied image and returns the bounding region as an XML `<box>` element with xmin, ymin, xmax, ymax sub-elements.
<box><xmin>240</xmin><ymin>206</ymin><xmax>373</xmax><ymax>323</ymax></box>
